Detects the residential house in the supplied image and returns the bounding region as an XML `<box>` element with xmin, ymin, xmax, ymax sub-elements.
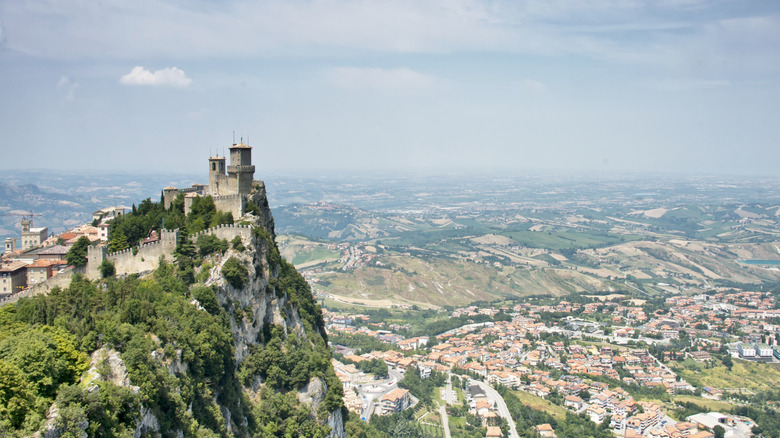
<box><xmin>380</xmin><ymin>388</ymin><xmax>410</xmax><ymax>415</ymax></box>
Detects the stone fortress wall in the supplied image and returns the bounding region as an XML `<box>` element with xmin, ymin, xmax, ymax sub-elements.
<box><xmin>86</xmin><ymin>224</ymin><xmax>254</xmax><ymax>280</ymax></box>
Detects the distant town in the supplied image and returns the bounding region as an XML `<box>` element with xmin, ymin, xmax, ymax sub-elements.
<box><xmin>325</xmin><ymin>288</ymin><xmax>778</xmax><ymax>437</ymax></box>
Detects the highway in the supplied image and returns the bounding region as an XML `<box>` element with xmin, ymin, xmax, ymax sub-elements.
<box><xmin>472</xmin><ymin>380</ymin><xmax>518</xmax><ymax>438</ymax></box>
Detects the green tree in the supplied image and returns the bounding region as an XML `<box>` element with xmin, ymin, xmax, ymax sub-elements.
<box><xmin>722</xmin><ymin>355</ymin><xmax>733</xmax><ymax>371</ymax></box>
<box><xmin>0</xmin><ymin>360</ymin><xmax>37</xmax><ymax>430</ymax></box>
<box><xmin>108</xmin><ymin>230</ymin><xmax>130</xmax><ymax>253</ymax></box>
<box><xmin>713</xmin><ymin>425</ymin><xmax>725</xmax><ymax>438</ymax></box>
<box><xmin>231</xmin><ymin>236</ymin><xmax>245</xmax><ymax>252</ymax></box>
<box><xmin>196</xmin><ymin>234</ymin><xmax>229</xmax><ymax>257</ymax></box>
<box><xmin>174</xmin><ymin>227</ymin><xmax>197</xmax><ymax>284</ymax></box>
<box><xmin>65</xmin><ymin>236</ymin><xmax>91</xmax><ymax>267</ymax></box>
<box><xmin>100</xmin><ymin>259</ymin><xmax>116</xmax><ymax>279</ymax></box>
<box><xmin>222</xmin><ymin>257</ymin><xmax>248</xmax><ymax>289</ymax></box>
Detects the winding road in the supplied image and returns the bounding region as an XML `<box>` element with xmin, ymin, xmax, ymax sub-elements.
<box><xmin>472</xmin><ymin>380</ymin><xmax>519</xmax><ymax>438</ymax></box>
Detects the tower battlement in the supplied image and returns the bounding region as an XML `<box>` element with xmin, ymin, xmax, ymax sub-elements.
<box><xmin>163</xmin><ymin>142</ymin><xmax>258</xmax><ymax>219</ymax></box>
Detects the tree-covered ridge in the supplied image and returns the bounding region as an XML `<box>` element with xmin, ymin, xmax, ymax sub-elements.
<box><xmin>107</xmin><ymin>194</ymin><xmax>234</xmax><ymax>251</ymax></box>
<box><xmin>0</xmin><ymin>227</ymin><xmax>343</xmax><ymax>437</ymax></box>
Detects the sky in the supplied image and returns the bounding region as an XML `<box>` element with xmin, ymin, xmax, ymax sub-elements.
<box><xmin>1</xmin><ymin>0</ymin><xmax>779</xmax><ymax>176</ymax></box>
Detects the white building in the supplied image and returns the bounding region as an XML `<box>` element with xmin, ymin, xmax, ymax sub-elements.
<box><xmin>20</xmin><ymin>219</ymin><xmax>48</xmax><ymax>251</ymax></box>
<box><xmin>753</xmin><ymin>343</ymin><xmax>773</xmax><ymax>358</ymax></box>
<box><xmin>738</xmin><ymin>343</ymin><xmax>756</xmax><ymax>358</ymax></box>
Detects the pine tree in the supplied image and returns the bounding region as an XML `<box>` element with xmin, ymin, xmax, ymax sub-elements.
<box><xmin>108</xmin><ymin>231</ymin><xmax>129</xmax><ymax>253</ymax></box>
<box><xmin>173</xmin><ymin>227</ymin><xmax>196</xmax><ymax>284</ymax></box>
<box><xmin>66</xmin><ymin>236</ymin><xmax>91</xmax><ymax>267</ymax></box>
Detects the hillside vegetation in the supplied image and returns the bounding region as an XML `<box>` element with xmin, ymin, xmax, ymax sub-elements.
<box><xmin>0</xmin><ymin>247</ymin><xmax>341</xmax><ymax>437</ymax></box>
<box><xmin>0</xmin><ymin>193</ymin><xmax>344</xmax><ymax>437</ymax></box>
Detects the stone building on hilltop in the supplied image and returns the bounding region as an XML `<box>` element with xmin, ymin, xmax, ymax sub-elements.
<box><xmin>20</xmin><ymin>218</ymin><xmax>48</xmax><ymax>251</ymax></box>
<box><xmin>162</xmin><ymin>142</ymin><xmax>259</xmax><ymax>220</ymax></box>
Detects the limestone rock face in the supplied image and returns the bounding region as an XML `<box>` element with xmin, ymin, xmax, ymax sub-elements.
<box><xmin>248</xmin><ymin>183</ymin><xmax>275</xmax><ymax>237</ymax></box>
<box><xmin>326</xmin><ymin>408</ymin><xmax>346</xmax><ymax>438</ymax></box>
<box><xmin>207</xmin><ymin>184</ymin><xmax>346</xmax><ymax>437</ymax></box>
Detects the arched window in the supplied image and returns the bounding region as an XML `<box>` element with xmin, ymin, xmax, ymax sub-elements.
<box><xmin>212</xmin><ymin>162</ymin><xmax>216</xmax><ymax>171</ymax></box>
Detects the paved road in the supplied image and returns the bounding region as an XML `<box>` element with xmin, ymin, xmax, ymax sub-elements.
<box><xmin>472</xmin><ymin>380</ymin><xmax>518</xmax><ymax>438</ymax></box>
<box><xmin>439</xmin><ymin>404</ymin><xmax>452</xmax><ymax>438</ymax></box>
<box><xmin>444</xmin><ymin>373</ymin><xmax>456</xmax><ymax>405</ymax></box>
<box><xmin>359</xmin><ymin>368</ymin><xmax>404</xmax><ymax>419</ymax></box>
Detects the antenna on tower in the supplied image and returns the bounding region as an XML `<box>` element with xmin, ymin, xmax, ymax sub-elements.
<box><xmin>233</xmin><ymin>131</ymin><xmax>236</xmax><ymax>145</ymax></box>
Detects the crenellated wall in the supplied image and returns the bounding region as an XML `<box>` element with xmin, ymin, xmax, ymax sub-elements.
<box><xmin>85</xmin><ymin>224</ymin><xmax>253</xmax><ymax>280</ymax></box>
<box><xmin>190</xmin><ymin>223</ymin><xmax>253</xmax><ymax>243</ymax></box>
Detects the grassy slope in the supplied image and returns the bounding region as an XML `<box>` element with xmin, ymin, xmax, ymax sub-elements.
<box><xmin>675</xmin><ymin>360</ymin><xmax>780</xmax><ymax>393</ymax></box>
<box><xmin>315</xmin><ymin>255</ymin><xmax>621</xmax><ymax>306</ymax></box>
<box><xmin>511</xmin><ymin>390</ymin><xmax>568</xmax><ymax>421</ymax></box>
<box><xmin>673</xmin><ymin>395</ymin><xmax>734</xmax><ymax>412</ymax></box>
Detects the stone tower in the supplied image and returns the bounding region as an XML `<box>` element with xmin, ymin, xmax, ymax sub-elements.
<box><xmin>228</xmin><ymin>143</ymin><xmax>255</xmax><ymax>195</ymax></box>
<box><xmin>208</xmin><ymin>155</ymin><xmax>228</xmax><ymax>196</ymax></box>
<box><xmin>4</xmin><ymin>238</ymin><xmax>16</xmax><ymax>254</ymax></box>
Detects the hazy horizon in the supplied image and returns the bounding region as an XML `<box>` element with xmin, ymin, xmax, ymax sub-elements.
<box><xmin>2</xmin><ymin>1</ymin><xmax>779</xmax><ymax>175</ymax></box>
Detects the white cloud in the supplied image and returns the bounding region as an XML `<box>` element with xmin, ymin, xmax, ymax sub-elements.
<box><xmin>328</xmin><ymin>67</ymin><xmax>436</xmax><ymax>92</ymax></box>
<box><xmin>56</xmin><ymin>76</ymin><xmax>79</xmax><ymax>101</ymax></box>
<box><xmin>119</xmin><ymin>66</ymin><xmax>192</xmax><ymax>88</ymax></box>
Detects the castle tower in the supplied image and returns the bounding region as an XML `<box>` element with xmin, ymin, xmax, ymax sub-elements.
<box><xmin>227</xmin><ymin>143</ymin><xmax>255</xmax><ymax>195</ymax></box>
<box><xmin>162</xmin><ymin>186</ymin><xmax>180</xmax><ymax>210</ymax></box>
<box><xmin>20</xmin><ymin>219</ymin><xmax>30</xmax><ymax>233</ymax></box>
<box><xmin>208</xmin><ymin>155</ymin><xmax>227</xmax><ymax>195</ymax></box>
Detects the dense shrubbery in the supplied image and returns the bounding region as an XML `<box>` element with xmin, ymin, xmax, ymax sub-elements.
<box><xmin>0</xmin><ymin>236</ymin><xmax>341</xmax><ymax>437</ymax></box>
<box><xmin>239</xmin><ymin>325</ymin><xmax>324</xmax><ymax>390</ymax></box>
<box><xmin>329</xmin><ymin>332</ymin><xmax>399</xmax><ymax>355</ymax></box>
<box><xmin>251</xmin><ymin>386</ymin><xmax>331</xmax><ymax>437</ymax></box>
<box><xmin>99</xmin><ymin>259</ymin><xmax>115</xmax><ymax>278</ymax></box>
<box><xmin>196</xmin><ymin>234</ymin><xmax>229</xmax><ymax>257</ymax></box>
<box><xmin>108</xmin><ymin>195</ymin><xmax>233</xmax><ymax>250</ymax></box>
<box><xmin>406</xmin><ymin>313</ymin><xmax>497</xmax><ymax>338</ymax></box>
<box><xmin>231</xmin><ymin>235</ymin><xmax>245</xmax><ymax>252</ymax></box>
<box><xmin>222</xmin><ymin>257</ymin><xmax>249</xmax><ymax>289</ymax></box>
